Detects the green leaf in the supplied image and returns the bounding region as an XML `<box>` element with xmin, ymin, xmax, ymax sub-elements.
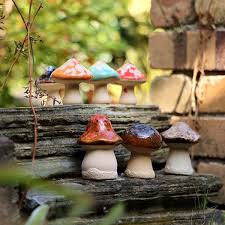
<box><xmin>97</xmin><ymin>204</ymin><xmax>125</xmax><ymax>225</ymax></box>
<box><xmin>25</xmin><ymin>204</ymin><xmax>49</xmax><ymax>225</ymax></box>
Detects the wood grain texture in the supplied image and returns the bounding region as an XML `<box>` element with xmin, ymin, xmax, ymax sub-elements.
<box><xmin>0</xmin><ymin>105</ymin><xmax>170</xmax><ymax>159</ymax></box>
<box><xmin>24</xmin><ymin>173</ymin><xmax>222</xmax><ymax>218</ymax></box>
<box><xmin>48</xmin><ymin>209</ymin><xmax>224</xmax><ymax>225</ymax></box>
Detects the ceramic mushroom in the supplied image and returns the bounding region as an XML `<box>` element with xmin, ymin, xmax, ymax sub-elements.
<box><xmin>161</xmin><ymin>122</ymin><xmax>200</xmax><ymax>176</ymax></box>
<box><xmin>51</xmin><ymin>58</ymin><xmax>92</xmax><ymax>105</ymax></box>
<box><xmin>89</xmin><ymin>61</ymin><xmax>120</xmax><ymax>104</ymax></box>
<box><xmin>117</xmin><ymin>63</ymin><xmax>146</xmax><ymax>104</ymax></box>
<box><xmin>121</xmin><ymin>123</ymin><xmax>162</xmax><ymax>178</ymax></box>
<box><xmin>77</xmin><ymin>114</ymin><xmax>122</xmax><ymax>180</ymax></box>
<box><xmin>35</xmin><ymin>66</ymin><xmax>64</xmax><ymax>106</ymax></box>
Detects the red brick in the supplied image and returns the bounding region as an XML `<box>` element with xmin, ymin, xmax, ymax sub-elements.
<box><xmin>195</xmin><ymin>0</ymin><xmax>225</xmax><ymax>26</ymax></box>
<box><xmin>151</xmin><ymin>0</ymin><xmax>196</xmax><ymax>28</ymax></box>
<box><xmin>149</xmin><ymin>29</ymin><xmax>225</xmax><ymax>71</ymax></box>
<box><xmin>197</xmin><ymin>75</ymin><xmax>225</xmax><ymax>113</ymax></box>
<box><xmin>150</xmin><ymin>74</ymin><xmax>192</xmax><ymax>113</ymax></box>
<box><xmin>197</xmin><ymin>161</ymin><xmax>225</xmax><ymax>204</ymax></box>
<box><xmin>171</xmin><ymin>116</ymin><xmax>225</xmax><ymax>159</ymax></box>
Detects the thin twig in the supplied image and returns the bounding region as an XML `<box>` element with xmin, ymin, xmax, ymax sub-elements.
<box><xmin>11</xmin><ymin>0</ymin><xmax>28</xmax><ymax>30</ymax></box>
<box><xmin>0</xmin><ymin>34</ymin><xmax>28</xmax><ymax>90</ymax></box>
<box><xmin>27</xmin><ymin>0</ymin><xmax>38</xmax><ymax>163</ymax></box>
<box><xmin>30</xmin><ymin>2</ymin><xmax>43</xmax><ymax>27</ymax></box>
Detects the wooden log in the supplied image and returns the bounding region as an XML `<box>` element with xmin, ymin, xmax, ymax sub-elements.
<box><xmin>0</xmin><ymin>105</ymin><xmax>170</xmax><ymax>159</ymax></box>
<box><xmin>48</xmin><ymin>209</ymin><xmax>224</xmax><ymax>225</ymax></box>
<box><xmin>24</xmin><ymin>173</ymin><xmax>222</xmax><ymax>218</ymax></box>
<box><xmin>0</xmin><ymin>137</ymin><xmax>20</xmax><ymax>225</ymax></box>
<box><xmin>16</xmin><ymin>148</ymin><xmax>169</xmax><ymax>178</ymax></box>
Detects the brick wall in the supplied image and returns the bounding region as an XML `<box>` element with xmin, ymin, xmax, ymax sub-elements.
<box><xmin>149</xmin><ymin>0</ymin><xmax>225</xmax><ymax>205</ymax></box>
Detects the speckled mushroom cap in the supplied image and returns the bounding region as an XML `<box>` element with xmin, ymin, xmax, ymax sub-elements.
<box><xmin>117</xmin><ymin>63</ymin><xmax>146</xmax><ymax>84</ymax></box>
<box><xmin>121</xmin><ymin>123</ymin><xmax>162</xmax><ymax>151</ymax></box>
<box><xmin>51</xmin><ymin>58</ymin><xmax>92</xmax><ymax>81</ymax></box>
<box><xmin>89</xmin><ymin>61</ymin><xmax>119</xmax><ymax>82</ymax></box>
<box><xmin>78</xmin><ymin>114</ymin><xmax>122</xmax><ymax>145</ymax></box>
<box><xmin>161</xmin><ymin>122</ymin><xmax>200</xmax><ymax>143</ymax></box>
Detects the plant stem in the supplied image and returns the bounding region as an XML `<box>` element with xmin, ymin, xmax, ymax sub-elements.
<box><xmin>27</xmin><ymin>0</ymin><xmax>38</xmax><ymax>163</ymax></box>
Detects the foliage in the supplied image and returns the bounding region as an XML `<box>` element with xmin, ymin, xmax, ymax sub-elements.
<box><xmin>25</xmin><ymin>204</ymin><xmax>49</xmax><ymax>225</ymax></box>
<box><xmin>0</xmin><ymin>0</ymin><xmax>152</xmax><ymax>107</ymax></box>
<box><xmin>0</xmin><ymin>166</ymin><xmax>124</xmax><ymax>225</ymax></box>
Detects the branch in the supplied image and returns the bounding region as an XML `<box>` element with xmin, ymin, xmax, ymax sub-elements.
<box><xmin>11</xmin><ymin>0</ymin><xmax>28</xmax><ymax>30</ymax></box>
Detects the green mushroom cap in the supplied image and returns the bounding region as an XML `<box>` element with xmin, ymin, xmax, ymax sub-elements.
<box><xmin>89</xmin><ymin>61</ymin><xmax>119</xmax><ymax>81</ymax></box>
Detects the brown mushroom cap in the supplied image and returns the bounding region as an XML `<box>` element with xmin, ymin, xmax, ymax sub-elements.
<box><xmin>121</xmin><ymin>123</ymin><xmax>162</xmax><ymax>150</ymax></box>
<box><xmin>161</xmin><ymin>122</ymin><xmax>200</xmax><ymax>143</ymax></box>
<box><xmin>78</xmin><ymin>114</ymin><xmax>122</xmax><ymax>145</ymax></box>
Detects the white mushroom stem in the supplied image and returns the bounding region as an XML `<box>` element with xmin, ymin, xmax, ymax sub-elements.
<box><xmin>120</xmin><ymin>85</ymin><xmax>136</xmax><ymax>105</ymax></box>
<box><xmin>165</xmin><ymin>149</ymin><xmax>194</xmax><ymax>175</ymax></box>
<box><xmin>125</xmin><ymin>153</ymin><xmax>155</xmax><ymax>178</ymax></box>
<box><xmin>81</xmin><ymin>145</ymin><xmax>118</xmax><ymax>180</ymax></box>
<box><xmin>45</xmin><ymin>91</ymin><xmax>62</xmax><ymax>106</ymax></box>
<box><xmin>38</xmin><ymin>83</ymin><xmax>63</xmax><ymax>107</ymax></box>
<box><xmin>63</xmin><ymin>84</ymin><xmax>82</xmax><ymax>105</ymax></box>
<box><xmin>92</xmin><ymin>83</ymin><xmax>111</xmax><ymax>104</ymax></box>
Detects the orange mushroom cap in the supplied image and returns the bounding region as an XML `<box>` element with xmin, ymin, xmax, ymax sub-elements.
<box><xmin>51</xmin><ymin>58</ymin><xmax>92</xmax><ymax>81</ymax></box>
<box><xmin>78</xmin><ymin>114</ymin><xmax>122</xmax><ymax>145</ymax></box>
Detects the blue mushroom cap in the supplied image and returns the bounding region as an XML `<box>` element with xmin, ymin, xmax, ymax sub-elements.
<box><xmin>89</xmin><ymin>61</ymin><xmax>119</xmax><ymax>81</ymax></box>
<box><xmin>45</xmin><ymin>66</ymin><xmax>56</xmax><ymax>78</ymax></box>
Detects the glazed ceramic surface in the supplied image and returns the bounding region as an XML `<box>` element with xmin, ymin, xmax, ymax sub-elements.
<box><xmin>78</xmin><ymin>114</ymin><xmax>122</xmax><ymax>145</ymax></box>
<box><xmin>161</xmin><ymin>122</ymin><xmax>200</xmax><ymax>143</ymax></box>
<box><xmin>117</xmin><ymin>63</ymin><xmax>146</xmax><ymax>82</ymax></box>
<box><xmin>51</xmin><ymin>58</ymin><xmax>92</xmax><ymax>81</ymax></box>
<box><xmin>89</xmin><ymin>61</ymin><xmax>119</xmax><ymax>81</ymax></box>
<box><xmin>122</xmin><ymin>123</ymin><xmax>162</xmax><ymax>152</ymax></box>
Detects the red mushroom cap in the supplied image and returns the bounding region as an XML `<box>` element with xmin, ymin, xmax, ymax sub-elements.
<box><xmin>51</xmin><ymin>58</ymin><xmax>92</xmax><ymax>81</ymax></box>
<box><xmin>78</xmin><ymin>114</ymin><xmax>122</xmax><ymax>145</ymax></box>
<box><xmin>117</xmin><ymin>63</ymin><xmax>146</xmax><ymax>82</ymax></box>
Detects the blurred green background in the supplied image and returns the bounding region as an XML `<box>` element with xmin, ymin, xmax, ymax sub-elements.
<box><xmin>0</xmin><ymin>0</ymin><xmax>157</xmax><ymax>107</ymax></box>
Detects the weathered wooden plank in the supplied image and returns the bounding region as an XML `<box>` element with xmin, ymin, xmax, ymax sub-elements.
<box><xmin>0</xmin><ymin>105</ymin><xmax>170</xmax><ymax>159</ymax></box>
<box><xmin>48</xmin><ymin>209</ymin><xmax>224</xmax><ymax>225</ymax></box>
<box><xmin>24</xmin><ymin>174</ymin><xmax>222</xmax><ymax>218</ymax></box>
<box><xmin>16</xmin><ymin>148</ymin><xmax>169</xmax><ymax>178</ymax></box>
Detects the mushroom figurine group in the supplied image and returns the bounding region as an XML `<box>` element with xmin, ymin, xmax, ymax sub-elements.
<box><xmin>78</xmin><ymin>115</ymin><xmax>200</xmax><ymax>181</ymax></box>
<box><xmin>36</xmin><ymin>58</ymin><xmax>147</xmax><ymax>106</ymax></box>
<box><xmin>36</xmin><ymin>66</ymin><xmax>64</xmax><ymax>106</ymax></box>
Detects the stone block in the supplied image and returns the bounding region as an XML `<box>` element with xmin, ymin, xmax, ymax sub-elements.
<box><xmin>195</xmin><ymin>0</ymin><xmax>225</xmax><ymax>26</ymax></box>
<box><xmin>149</xmin><ymin>29</ymin><xmax>225</xmax><ymax>70</ymax></box>
<box><xmin>150</xmin><ymin>74</ymin><xmax>192</xmax><ymax>113</ymax></box>
<box><xmin>171</xmin><ymin>116</ymin><xmax>225</xmax><ymax>159</ymax></box>
<box><xmin>151</xmin><ymin>0</ymin><xmax>196</xmax><ymax>28</ymax></box>
<box><xmin>197</xmin><ymin>75</ymin><xmax>225</xmax><ymax>113</ymax></box>
<box><xmin>197</xmin><ymin>161</ymin><xmax>225</xmax><ymax>204</ymax></box>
